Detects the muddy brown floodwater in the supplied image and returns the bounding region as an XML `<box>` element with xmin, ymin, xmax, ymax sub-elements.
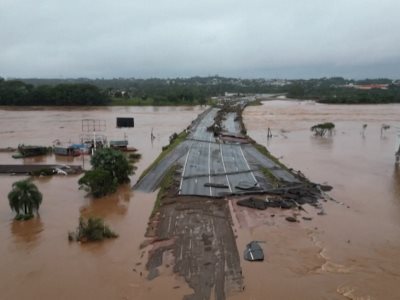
<box><xmin>238</xmin><ymin>100</ymin><xmax>400</xmax><ymax>300</ymax></box>
<box><xmin>1</xmin><ymin>102</ymin><xmax>400</xmax><ymax>300</ymax></box>
<box><xmin>0</xmin><ymin>106</ymin><xmax>204</xmax><ymax>300</ymax></box>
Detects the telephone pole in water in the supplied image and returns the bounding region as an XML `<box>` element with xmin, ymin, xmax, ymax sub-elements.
<box><xmin>396</xmin><ymin>135</ymin><xmax>400</xmax><ymax>165</ymax></box>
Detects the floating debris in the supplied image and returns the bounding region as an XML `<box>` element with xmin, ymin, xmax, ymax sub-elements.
<box><xmin>285</xmin><ymin>216</ymin><xmax>297</xmax><ymax>223</ymax></box>
<box><xmin>237</xmin><ymin>197</ymin><xmax>268</xmax><ymax>210</ymax></box>
<box><xmin>236</xmin><ymin>181</ymin><xmax>263</xmax><ymax>191</ymax></box>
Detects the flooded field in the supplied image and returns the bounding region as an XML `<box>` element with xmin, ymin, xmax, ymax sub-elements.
<box><xmin>240</xmin><ymin>100</ymin><xmax>400</xmax><ymax>299</ymax></box>
<box><xmin>1</xmin><ymin>102</ymin><xmax>400</xmax><ymax>300</ymax></box>
<box><xmin>0</xmin><ymin>106</ymin><xmax>203</xmax><ymax>300</ymax></box>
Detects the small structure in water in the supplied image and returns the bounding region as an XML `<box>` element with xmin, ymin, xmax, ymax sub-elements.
<box><xmin>110</xmin><ymin>139</ymin><xmax>128</xmax><ymax>150</ymax></box>
<box><xmin>110</xmin><ymin>133</ymin><xmax>137</xmax><ymax>152</ymax></box>
<box><xmin>53</xmin><ymin>144</ymin><xmax>81</xmax><ymax>156</ymax></box>
<box><xmin>12</xmin><ymin>144</ymin><xmax>50</xmax><ymax>158</ymax></box>
<box><xmin>79</xmin><ymin>133</ymin><xmax>107</xmax><ymax>154</ymax></box>
<box><xmin>109</xmin><ymin>140</ymin><xmax>137</xmax><ymax>152</ymax></box>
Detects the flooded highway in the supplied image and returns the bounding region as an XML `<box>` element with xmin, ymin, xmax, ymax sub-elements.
<box><xmin>179</xmin><ymin>107</ymin><xmax>263</xmax><ymax>196</ymax></box>
<box><xmin>1</xmin><ymin>101</ymin><xmax>400</xmax><ymax>299</ymax></box>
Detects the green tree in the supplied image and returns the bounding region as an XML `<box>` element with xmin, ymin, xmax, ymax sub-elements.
<box><xmin>90</xmin><ymin>148</ymin><xmax>133</xmax><ymax>184</ymax></box>
<box><xmin>0</xmin><ymin>81</ymin><xmax>110</xmax><ymax>106</ymax></box>
<box><xmin>310</xmin><ymin>122</ymin><xmax>335</xmax><ymax>137</ymax></box>
<box><xmin>78</xmin><ymin>169</ymin><xmax>118</xmax><ymax>197</ymax></box>
<box><xmin>287</xmin><ymin>84</ymin><xmax>305</xmax><ymax>98</ymax></box>
<box><xmin>8</xmin><ymin>179</ymin><xmax>43</xmax><ymax>220</ymax></box>
<box><xmin>198</xmin><ymin>96</ymin><xmax>207</xmax><ymax>106</ymax></box>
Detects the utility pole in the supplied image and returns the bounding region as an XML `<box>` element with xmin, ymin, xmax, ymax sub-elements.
<box><xmin>267</xmin><ymin>127</ymin><xmax>272</xmax><ymax>139</ymax></box>
<box><xmin>396</xmin><ymin>135</ymin><xmax>400</xmax><ymax>165</ymax></box>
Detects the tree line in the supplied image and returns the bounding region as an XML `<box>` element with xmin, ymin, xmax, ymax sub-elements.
<box><xmin>2</xmin><ymin>76</ymin><xmax>400</xmax><ymax>105</ymax></box>
<box><xmin>286</xmin><ymin>77</ymin><xmax>400</xmax><ymax>104</ymax></box>
<box><xmin>19</xmin><ymin>76</ymin><xmax>286</xmax><ymax>105</ymax></box>
<box><xmin>0</xmin><ymin>78</ymin><xmax>110</xmax><ymax>105</ymax></box>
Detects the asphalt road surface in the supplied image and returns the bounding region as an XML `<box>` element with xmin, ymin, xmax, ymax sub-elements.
<box><xmin>180</xmin><ymin>108</ymin><xmax>261</xmax><ymax>196</ymax></box>
<box><xmin>136</xmin><ymin>105</ymin><xmax>297</xmax><ymax>195</ymax></box>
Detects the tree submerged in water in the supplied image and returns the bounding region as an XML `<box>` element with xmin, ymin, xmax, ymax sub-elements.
<box><xmin>68</xmin><ymin>217</ymin><xmax>118</xmax><ymax>242</ymax></box>
<box><xmin>91</xmin><ymin>148</ymin><xmax>134</xmax><ymax>184</ymax></box>
<box><xmin>8</xmin><ymin>179</ymin><xmax>43</xmax><ymax>220</ymax></box>
<box><xmin>78</xmin><ymin>148</ymin><xmax>135</xmax><ymax>198</ymax></box>
<box><xmin>310</xmin><ymin>122</ymin><xmax>335</xmax><ymax>137</ymax></box>
<box><xmin>78</xmin><ymin>169</ymin><xmax>118</xmax><ymax>197</ymax></box>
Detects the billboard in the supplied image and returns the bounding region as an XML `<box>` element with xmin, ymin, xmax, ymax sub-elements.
<box><xmin>116</xmin><ymin>117</ymin><xmax>134</xmax><ymax>128</ymax></box>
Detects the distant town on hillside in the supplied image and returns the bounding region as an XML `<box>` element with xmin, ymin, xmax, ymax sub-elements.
<box><xmin>1</xmin><ymin>76</ymin><xmax>400</xmax><ymax>105</ymax></box>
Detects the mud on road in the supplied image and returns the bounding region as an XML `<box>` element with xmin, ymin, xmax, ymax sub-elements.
<box><xmin>145</xmin><ymin>195</ymin><xmax>243</xmax><ymax>300</ymax></box>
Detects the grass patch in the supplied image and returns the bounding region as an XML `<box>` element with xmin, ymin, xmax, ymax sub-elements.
<box><xmin>260</xmin><ymin>167</ymin><xmax>281</xmax><ymax>188</ymax></box>
<box><xmin>138</xmin><ymin>130</ymin><xmax>188</xmax><ymax>181</ymax></box>
<box><xmin>151</xmin><ymin>164</ymin><xmax>178</xmax><ymax>216</ymax></box>
<box><xmin>252</xmin><ymin>142</ymin><xmax>290</xmax><ymax>171</ymax></box>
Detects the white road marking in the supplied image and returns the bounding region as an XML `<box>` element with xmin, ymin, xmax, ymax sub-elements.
<box><xmin>189</xmin><ymin>229</ymin><xmax>192</xmax><ymax>250</ymax></box>
<box><xmin>167</xmin><ymin>217</ymin><xmax>172</xmax><ymax>232</ymax></box>
<box><xmin>179</xmin><ymin>142</ymin><xmax>193</xmax><ymax>194</ymax></box>
<box><xmin>239</xmin><ymin>145</ymin><xmax>258</xmax><ymax>185</ymax></box>
<box><xmin>220</xmin><ymin>144</ymin><xmax>233</xmax><ymax>193</ymax></box>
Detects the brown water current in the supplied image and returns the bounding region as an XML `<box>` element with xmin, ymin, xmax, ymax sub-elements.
<box><xmin>2</xmin><ymin>102</ymin><xmax>400</xmax><ymax>299</ymax></box>
<box><xmin>0</xmin><ymin>106</ymin><xmax>204</xmax><ymax>300</ymax></box>
<box><xmin>238</xmin><ymin>100</ymin><xmax>400</xmax><ymax>300</ymax></box>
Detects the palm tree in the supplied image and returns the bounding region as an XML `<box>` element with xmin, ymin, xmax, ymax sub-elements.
<box><xmin>8</xmin><ymin>179</ymin><xmax>43</xmax><ymax>220</ymax></box>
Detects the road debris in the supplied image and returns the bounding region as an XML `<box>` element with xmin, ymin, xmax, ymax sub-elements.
<box><xmin>244</xmin><ymin>241</ymin><xmax>264</xmax><ymax>261</ymax></box>
<box><xmin>285</xmin><ymin>216</ymin><xmax>298</xmax><ymax>223</ymax></box>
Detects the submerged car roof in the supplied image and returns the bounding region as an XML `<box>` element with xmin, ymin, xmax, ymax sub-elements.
<box><xmin>244</xmin><ymin>241</ymin><xmax>264</xmax><ymax>261</ymax></box>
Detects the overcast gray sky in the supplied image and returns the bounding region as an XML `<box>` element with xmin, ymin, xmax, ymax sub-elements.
<box><xmin>1</xmin><ymin>0</ymin><xmax>400</xmax><ymax>79</ymax></box>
